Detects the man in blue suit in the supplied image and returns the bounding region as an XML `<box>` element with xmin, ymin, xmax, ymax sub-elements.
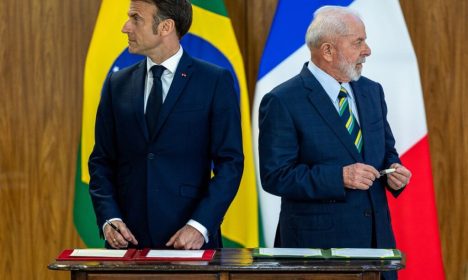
<box><xmin>259</xmin><ymin>6</ymin><xmax>411</xmax><ymax>278</ymax></box>
<box><xmin>89</xmin><ymin>0</ymin><xmax>243</xmax><ymax>250</ymax></box>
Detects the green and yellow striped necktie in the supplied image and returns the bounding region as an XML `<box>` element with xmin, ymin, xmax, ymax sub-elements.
<box><xmin>338</xmin><ymin>86</ymin><xmax>363</xmax><ymax>153</ymax></box>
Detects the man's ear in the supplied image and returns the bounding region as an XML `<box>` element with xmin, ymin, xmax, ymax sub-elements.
<box><xmin>159</xmin><ymin>18</ymin><xmax>175</xmax><ymax>36</ymax></box>
<box><xmin>320</xmin><ymin>43</ymin><xmax>334</xmax><ymax>62</ymax></box>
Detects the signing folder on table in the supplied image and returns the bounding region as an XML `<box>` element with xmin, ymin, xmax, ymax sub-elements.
<box><xmin>253</xmin><ymin>248</ymin><xmax>402</xmax><ymax>259</ymax></box>
<box><xmin>133</xmin><ymin>249</ymin><xmax>215</xmax><ymax>261</ymax></box>
<box><xmin>56</xmin><ymin>249</ymin><xmax>136</xmax><ymax>261</ymax></box>
<box><xmin>56</xmin><ymin>249</ymin><xmax>215</xmax><ymax>261</ymax></box>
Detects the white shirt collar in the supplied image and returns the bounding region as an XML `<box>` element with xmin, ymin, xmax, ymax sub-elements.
<box><xmin>307</xmin><ymin>60</ymin><xmax>354</xmax><ymax>102</ymax></box>
<box><xmin>146</xmin><ymin>46</ymin><xmax>183</xmax><ymax>75</ymax></box>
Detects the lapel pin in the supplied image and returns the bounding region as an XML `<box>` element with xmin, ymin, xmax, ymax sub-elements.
<box><xmin>181</xmin><ymin>73</ymin><xmax>187</xmax><ymax>77</ymax></box>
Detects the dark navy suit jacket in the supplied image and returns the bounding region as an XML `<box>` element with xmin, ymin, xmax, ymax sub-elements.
<box><xmin>259</xmin><ymin>64</ymin><xmax>402</xmax><ymax>250</ymax></box>
<box><xmin>89</xmin><ymin>51</ymin><xmax>244</xmax><ymax>249</ymax></box>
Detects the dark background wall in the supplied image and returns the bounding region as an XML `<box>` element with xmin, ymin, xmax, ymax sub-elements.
<box><xmin>0</xmin><ymin>0</ymin><xmax>466</xmax><ymax>279</ymax></box>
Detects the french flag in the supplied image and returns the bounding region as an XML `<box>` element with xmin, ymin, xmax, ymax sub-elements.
<box><xmin>252</xmin><ymin>0</ymin><xmax>445</xmax><ymax>279</ymax></box>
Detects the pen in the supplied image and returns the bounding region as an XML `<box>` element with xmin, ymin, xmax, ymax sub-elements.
<box><xmin>105</xmin><ymin>220</ymin><xmax>130</xmax><ymax>242</ymax></box>
<box><xmin>379</xmin><ymin>168</ymin><xmax>396</xmax><ymax>176</ymax></box>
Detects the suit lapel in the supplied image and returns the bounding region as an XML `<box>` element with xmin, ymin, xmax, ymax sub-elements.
<box><xmin>151</xmin><ymin>51</ymin><xmax>194</xmax><ymax>140</ymax></box>
<box><xmin>131</xmin><ymin>61</ymin><xmax>150</xmax><ymax>141</ymax></box>
<box><xmin>350</xmin><ymin>81</ymin><xmax>371</xmax><ymax>162</ymax></box>
<box><xmin>302</xmin><ymin>65</ymin><xmax>362</xmax><ymax>162</ymax></box>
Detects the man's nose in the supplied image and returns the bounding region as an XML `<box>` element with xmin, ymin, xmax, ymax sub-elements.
<box><xmin>362</xmin><ymin>42</ymin><xmax>371</xmax><ymax>56</ymax></box>
<box><xmin>122</xmin><ymin>20</ymin><xmax>130</xmax><ymax>33</ymax></box>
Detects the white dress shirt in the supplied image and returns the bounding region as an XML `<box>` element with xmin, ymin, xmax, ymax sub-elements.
<box><xmin>144</xmin><ymin>46</ymin><xmax>182</xmax><ymax>112</ymax></box>
<box><xmin>307</xmin><ymin>61</ymin><xmax>361</xmax><ymax>124</ymax></box>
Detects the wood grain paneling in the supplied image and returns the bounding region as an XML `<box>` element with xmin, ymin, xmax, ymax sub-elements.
<box><xmin>0</xmin><ymin>0</ymin><xmax>100</xmax><ymax>279</ymax></box>
<box><xmin>86</xmin><ymin>273</ymin><xmax>219</xmax><ymax>280</ymax></box>
<box><xmin>0</xmin><ymin>0</ymin><xmax>466</xmax><ymax>279</ymax></box>
<box><xmin>225</xmin><ymin>0</ymin><xmax>277</xmax><ymax>106</ymax></box>
<box><xmin>230</xmin><ymin>273</ymin><xmax>366</xmax><ymax>280</ymax></box>
<box><xmin>245</xmin><ymin>0</ymin><xmax>277</xmax><ymax>104</ymax></box>
<box><xmin>399</xmin><ymin>0</ymin><xmax>468</xmax><ymax>279</ymax></box>
<box><xmin>225</xmin><ymin>0</ymin><xmax>246</xmax><ymax>56</ymax></box>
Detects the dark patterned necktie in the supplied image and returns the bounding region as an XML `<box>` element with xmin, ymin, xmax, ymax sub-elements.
<box><xmin>146</xmin><ymin>65</ymin><xmax>166</xmax><ymax>136</ymax></box>
<box><xmin>338</xmin><ymin>86</ymin><xmax>363</xmax><ymax>153</ymax></box>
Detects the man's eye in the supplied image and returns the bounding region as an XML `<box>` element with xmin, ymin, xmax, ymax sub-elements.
<box><xmin>354</xmin><ymin>40</ymin><xmax>364</xmax><ymax>48</ymax></box>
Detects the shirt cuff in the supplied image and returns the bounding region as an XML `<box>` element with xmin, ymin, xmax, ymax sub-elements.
<box><xmin>102</xmin><ymin>218</ymin><xmax>123</xmax><ymax>240</ymax></box>
<box><xmin>187</xmin><ymin>219</ymin><xmax>209</xmax><ymax>243</ymax></box>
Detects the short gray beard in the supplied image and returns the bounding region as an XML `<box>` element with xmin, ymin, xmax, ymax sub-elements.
<box><xmin>338</xmin><ymin>53</ymin><xmax>365</xmax><ymax>81</ymax></box>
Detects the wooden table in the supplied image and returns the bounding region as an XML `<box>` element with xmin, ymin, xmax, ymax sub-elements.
<box><xmin>48</xmin><ymin>248</ymin><xmax>405</xmax><ymax>280</ymax></box>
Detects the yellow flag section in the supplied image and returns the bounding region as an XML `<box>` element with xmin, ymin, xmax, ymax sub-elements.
<box><xmin>81</xmin><ymin>0</ymin><xmax>129</xmax><ymax>183</ymax></box>
<box><xmin>189</xmin><ymin>4</ymin><xmax>259</xmax><ymax>248</ymax></box>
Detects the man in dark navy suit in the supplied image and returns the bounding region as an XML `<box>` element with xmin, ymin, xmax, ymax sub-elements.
<box><xmin>89</xmin><ymin>0</ymin><xmax>243</xmax><ymax>250</ymax></box>
<box><xmin>259</xmin><ymin>6</ymin><xmax>411</xmax><ymax>279</ymax></box>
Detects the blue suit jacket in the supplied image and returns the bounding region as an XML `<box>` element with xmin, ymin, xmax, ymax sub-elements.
<box><xmin>89</xmin><ymin>51</ymin><xmax>244</xmax><ymax>248</ymax></box>
<box><xmin>259</xmin><ymin>64</ymin><xmax>402</xmax><ymax>250</ymax></box>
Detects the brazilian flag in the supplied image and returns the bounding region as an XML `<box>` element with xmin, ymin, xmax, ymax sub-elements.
<box><xmin>74</xmin><ymin>0</ymin><xmax>259</xmax><ymax>248</ymax></box>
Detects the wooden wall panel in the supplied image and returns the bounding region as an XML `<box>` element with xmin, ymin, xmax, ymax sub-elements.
<box><xmin>244</xmin><ymin>0</ymin><xmax>278</xmax><ymax>104</ymax></box>
<box><xmin>0</xmin><ymin>0</ymin><xmax>466</xmax><ymax>279</ymax></box>
<box><xmin>0</xmin><ymin>0</ymin><xmax>100</xmax><ymax>279</ymax></box>
<box><xmin>225</xmin><ymin>0</ymin><xmax>246</xmax><ymax>56</ymax></box>
<box><xmin>225</xmin><ymin>0</ymin><xmax>277</xmax><ymax>106</ymax></box>
<box><xmin>399</xmin><ymin>0</ymin><xmax>468</xmax><ymax>279</ymax></box>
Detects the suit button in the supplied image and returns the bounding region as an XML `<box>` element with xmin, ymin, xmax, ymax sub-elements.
<box><xmin>147</xmin><ymin>153</ymin><xmax>155</xmax><ymax>160</ymax></box>
<box><xmin>364</xmin><ymin>209</ymin><xmax>372</xmax><ymax>217</ymax></box>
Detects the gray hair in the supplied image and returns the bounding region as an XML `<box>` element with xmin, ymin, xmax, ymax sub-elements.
<box><xmin>305</xmin><ymin>6</ymin><xmax>362</xmax><ymax>50</ymax></box>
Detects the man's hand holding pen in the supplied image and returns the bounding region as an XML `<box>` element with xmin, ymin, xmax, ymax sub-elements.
<box><xmin>386</xmin><ymin>163</ymin><xmax>412</xmax><ymax>191</ymax></box>
<box><xmin>342</xmin><ymin>162</ymin><xmax>411</xmax><ymax>191</ymax></box>
<box><xmin>104</xmin><ymin>220</ymin><xmax>138</xmax><ymax>249</ymax></box>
